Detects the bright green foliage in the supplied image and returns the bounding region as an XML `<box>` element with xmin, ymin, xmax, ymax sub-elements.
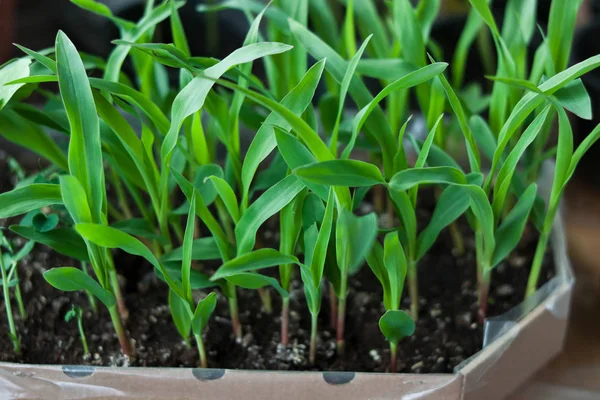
<box><xmin>0</xmin><ymin>0</ymin><xmax>599</xmax><ymax>371</ymax></box>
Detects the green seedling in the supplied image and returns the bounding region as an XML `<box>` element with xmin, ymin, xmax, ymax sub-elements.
<box><xmin>65</xmin><ymin>305</ymin><xmax>89</xmax><ymax>357</ymax></box>
<box><xmin>367</xmin><ymin>232</ymin><xmax>415</xmax><ymax>372</ymax></box>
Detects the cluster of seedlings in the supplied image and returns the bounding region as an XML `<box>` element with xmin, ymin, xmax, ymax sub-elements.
<box><xmin>0</xmin><ymin>0</ymin><xmax>598</xmax><ymax>372</ymax></box>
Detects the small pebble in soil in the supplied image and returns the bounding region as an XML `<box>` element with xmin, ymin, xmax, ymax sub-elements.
<box><xmin>496</xmin><ymin>284</ymin><xmax>515</xmax><ymax>297</ymax></box>
<box><xmin>369</xmin><ymin>349</ymin><xmax>381</xmax><ymax>362</ymax></box>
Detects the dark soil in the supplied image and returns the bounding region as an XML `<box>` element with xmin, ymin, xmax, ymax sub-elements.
<box><xmin>0</xmin><ymin>159</ymin><xmax>555</xmax><ymax>373</ymax></box>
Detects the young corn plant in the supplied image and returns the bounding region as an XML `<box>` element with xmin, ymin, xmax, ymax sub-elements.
<box><xmin>366</xmin><ymin>232</ymin><xmax>415</xmax><ymax>373</ymax></box>
<box><xmin>0</xmin><ymin>230</ymin><xmax>34</xmax><ymax>354</ymax></box>
<box><xmin>64</xmin><ymin>305</ymin><xmax>89</xmax><ymax>357</ymax></box>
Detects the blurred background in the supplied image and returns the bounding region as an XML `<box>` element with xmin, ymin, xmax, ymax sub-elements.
<box><xmin>1</xmin><ymin>0</ymin><xmax>600</xmax><ymax>397</ymax></box>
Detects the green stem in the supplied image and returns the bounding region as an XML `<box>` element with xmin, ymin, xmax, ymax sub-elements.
<box><xmin>478</xmin><ymin>268</ymin><xmax>491</xmax><ymax>324</ymax></box>
<box><xmin>195</xmin><ymin>333</ymin><xmax>208</xmax><ymax>368</ymax></box>
<box><xmin>407</xmin><ymin>260</ymin><xmax>419</xmax><ymax>319</ymax></box>
<box><xmin>81</xmin><ymin>262</ymin><xmax>98</xmax><ymax>313</ymax></box>
<box><xmin>281</xmin><ymin>296</ymin><xmax>289</xmax><ymax>346</ymax></box>
<box><xmin>170</xmin><ymin>219</ymin><xmax>185</xmax><ymax>245</ymax></box>
<box><xmin>228</xmin><ymin>283</ymin><xmax>242</xmax><ymax>340</ymax></box>
<box><xmin>12</xmin><ymin>266</ymin><xmax>26</xmax><ymax>320</ymax></box>
<box><xmin>329</xmin><ymin>282</ymin><xmax>337</xmax><ymax>329</ymax></box>
<box><xmin>309</xmin><ymin>312</ymin><xmax>318</xmax><ymax>365</ymax></box>
<box><xmin>216</xmin><ymin>199</ymin><xmax>235</xmax><ymax>242</ymax></box>
<box><xmin>259</xmin><ymin>288</ymin><xmax>272</xmax><ymax>314</ymax></box>
<box><xmin>1</xmin><ymin>251</ymin><xmax>20</xmax><ymax>354</ymax></box>
<box><xmin>336</xmin><ymin>272</ymin><xmax>348</xmax><ymax>354</ymax></box>
<box><xmin>108</xmin><ymin>305</ymin><xmax>132</xmax><ymax>357</ymax></box>
<box><xmin>78</xmin><ymin>315</ymin><xmax>89</xmax><ymax>356</ymax></box>
<box><xmin>526</xmin><ymin>230</ymin><xmax>550</xmax><ymax>298</ymax></box>
<box><xmin>390</xmin><ymin>341</ymin><xmax>398</xmax><ymax>373</ymax></box>
<box><xmin>108</xmin><ymin>267</ymin><xmax>128</xmax><ymax>321</ymax></box>
<box><xmin>111</xmin><ymin>169</ymin><xmax>132</xmax><ymax>219</ymax></box>
<box><xmin>449</xmin><ymin>221</ymin><xmax>465</xmax><ymax>256</ymax></box>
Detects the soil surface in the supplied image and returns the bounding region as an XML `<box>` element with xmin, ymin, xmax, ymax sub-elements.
<box><xmin>0</xmin><ymin>159</ymin><xmax>555</xmax><ymax>373</ymax></box>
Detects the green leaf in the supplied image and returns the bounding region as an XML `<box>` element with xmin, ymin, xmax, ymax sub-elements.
<box><xmin>554</xmin><ymin>78</ymin><xmax>592</xmax><ymax>120</ymax></box>
<box><xmin>331</xmin><ymin>35</ymin><xmax>372</xmax><ymax>153</ymax></box>
<box><xmin>469</xmin><ymin>115</ymin><xmax>497</xmax><ymax>162</ymax></box>
<box><xmin>10</xmin><ymin>226</ymin><xmax>89</xmax><ymax>261</ymax></box>
<box><xmin>341</xmin><ymin>62</ymin><xmax>447</xmax><ymax>160</ymax></box>
<box><xmin>383</xmin><ymin>232</ymin><xmax>408</xmax><ymax>309</ymax></box>
<box><xmin>302</xmin><ymin>193</ymin><xmax>325</xmax><ymax>231</ymax></box>
<box><xmin>0</xmin><ymin>184</ymin><xmax>62</xmax><ymax>219</ymax></box>
<box><xmin>206</xmin><ymin>176</ymin><xmax>240</xmax><ymax>223</ymax></box>
<box><xmin>56</xmin><ymin>31</ymin><xmax>104</xmax><ymax>223</ymax></box>
<box><xmin>379</xmin><ymin>310</ymin><xmax>415</xmax><ymax>343</ymax></box>
<box><xmin>162</xmin><ymin>238</ymin><xmax>220</xmax><ymax>263</ymax></box>
<box><xmin>181</xmin><ymin>192</ymin><xmax>196</xmax><ymax>301</ymax></box>
<box><xmin>211</xmin><ymin>248</ymin><xmax>299</xmax><ymax>281</ymax></box>
<box><xmin>416</xmin><ymin>185</ymin><xmax>470</xmax><ymax>260</ymax></box>
<box><xmin>169</xmin><ymin>290</ymin><xmax>192</xmax><ymax>341</ymax></box>
<box><xmin>161</xmin><ymin>42</ymin><xmax>293</xmax><ymax>164</ymax></box>
<box><xmin>163</xmin><ymin>264</ymin><xmax>218</xmax><ymax>290</ymax></box>
<box><xmin>294</xmin><ymin>160</ymin><xmax>385</xmax><ymax>187</ymax></box>
<box><xmin>355</xmin><ymin>59</ymin><xmax>417</xmax><ymax>81</ymax></box>
<box><xmin>309</xmin><ymin>189</ymin><xmax>335</xmax><ymax>286</ymax></box>
<box><xmin>0</xmin><ymin>109</ymin><xmax>68</xmax><ymax>171</ymax></box>
<box><xmin>225</xmin><ymin>273</ymin><xmax>289</xmax><ymax>299</ymax></box>
<box><xmin>388</xmin><ymin>188</ymin><xmax>417</xmax><ymax>257</ymax></box>
<box><xmin>59</xmin><ymin>175</ymin><xmax>92</xmax><ymax>224</ymax></box>
<box><xmin>0</xmin><ymin>58</ymin><xmax>31</xmax><ymax>109</ymax></box>
<box><xmin>235</xmin><ymin>175</ymin><xmax>305</xmax><ymax>255</ymax></box>
<box><xmin>392</xmin><ymin>0</ymin><xmax>425</xmax><ymax>66</ymax></box>
<box><xmin>241</xmin><ymin>59</ymin><xmax>325</xmax><ymax>207</ymax></box>
<box><xmin>389</xmin><ymin>167</ymin><xmax>467</xmax><ymax>192</ymax></box>
<box><xmin>491</xmin><ymin>183</ymin><xmax>537</xmax><ymax>267</ymax></box>
<box><xmin>13</xmin><ymin>44</ymin><xmax>56</xmax><ymax>73</ymax></box>
<box><xmin>169</xmin><ymin>0</ymin><xmax>191</xmax><ymax>57</ymax></box>
<box><xmin>75</xmin><ymin>223</ymin><xmax>184</xmax><ymax>298</ymax></box>
<box><xmin>433</xmin><ymin>62</ymin><xmax>481</xmax><ymax>172</ymax></box>
<box><xmin>452</xmin><ymin>9</ymin><xmax>485</xmax><ymax>87</ymax></box>
<box><xmin>547</xmin><ymin>0</ymin><xmax>583</xmax><ymax>72</ymax></box>
<box><xmin>171</xmin><ymin>168</ymin><xmax>233</xmax><ymax>261</ymax></box>
<box><xmin>274</xmin><ymin>128</ymin><xmax>329</xmax><ymax>201</ymax></box>
<box><xmin>288</xmin><ymin>18</ymin><xmax>396</xmax><ymax>175</ymax></box>
<box><xmin>366</xmin><ymin>241</ymin><xmax>391</xmax><ymax>309</ymax></box>
<box><xmin>70</xmin><ymin>0</ymin><xmax>135</xmax><ymax>30</ymax></box>
<box><xmin>336</xmin><ymin>210</ymin><xmax>378</xmax><ymax>275</ymax></box>
<box><xmin>191</xmin><ymin>292</ymin><xmax>217</xmax><ymax>335</ymax></box>
<box><xmin>468</xmin><ymin>0</ymin><xmax>500</xmax><ymax>37</ymax></box>
<box><xmin>44</xmin><ymin>267</ymin><xmax>115</xmax><ymax>308</ymax></box>
<box><xmin>110</xmin><ymin>219</ymin><xmax>163</xmax><ymax>241</ymax></box>
<box><xmin>493</xmin><ymin>105</ymin><xmax>550</xmax><ymax>219</ymax></box>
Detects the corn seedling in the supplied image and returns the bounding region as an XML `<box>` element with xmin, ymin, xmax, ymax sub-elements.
<box><xmin>1</xmin><ymin>0</ymin><xmax>600</xmax><ymax>372</ymax></box>
<box><xmin>65</xmin><ymin>305</ymin><xmax>89</xmax><ymax>357</ymax></box>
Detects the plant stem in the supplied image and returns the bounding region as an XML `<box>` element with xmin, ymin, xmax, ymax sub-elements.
<box><xmin>111</xmin><ymin>169</ymin><xmax>132</xmax><ymax>219</ymax></box>
<box><xmin>526</xmin><ymin>230</ymin><xmax>550</xmax><ymax>298</ymax></box>
<box><xmin>108</xmin><ymin>305</ymin><xmax>133</xmax><ymax>357</ymax></box>
<box><xmin>329</xmin><ymin>282</ymin><xmax>337</xmax><ymax>329</ymax></box>
<box><xmin>390</xmin><ymin>342</ymin><xmax>398</xmax><ymax>373</ymax></box>
<box><xmin>12</xmin><ymin>266</ymin><xmax>26</xmax><ymax>320</ymax></box>
<box><xmin>78</xmin><ymin>315</ymin><xmax>89</xmax><ymax>356</ymax></box>
<box><xmin>407</xmin><ymin>260</ymin><xmax>419</xmax><ymax>319</ymax></box>
<box><xmin>280</xmin><ymin>296</ymin><xmax>289</xmax><ymax>346</ymax></box>
<box><xmin>195</xmin><ymin>333</ymin><xmax>208</xmax><ymax>368</ymax></box>
<box><xmin>81</xmin><ymin>262</ymin><xmax>98</xmax><ymax>313</ymax></box>
<box><xmin>108</xmin><ymin>268</ymin><xmax>128</xmax><ymax>321</ymax></box>
<box><xmin>449</xmin><ymin>221</ymin><xmax>465</xmax><ymax>256</ymax></box>
<box><xmin>309</xmin><ymin>312</ymin><xmax>318</xmax><ymax>365</ymax></box>
<box><xmin>1</xmin><ymin>252</ymin><xmax>20</xmax><ymax>354</ymax></box>
<box><xmin>478</xmin><ymin>268</ymin><xmax>490</xmax><ymax>324</ymax></box>
<box><xmin>228</xmin><ymin>283</ymin><xmax>242</xmax><ymax>340</ymax></box>
<box><xmin>336</xmin><ymin>296</ymin><xmax>346</xmax><ymax>354</ymax></box>
<box><xmin>258</xmin><ymin>287</ymin><xmax>272</xmax><ymax>314</ymax></box>
<box><xmin>373</xmin><ymin>183</ymin><xmax>385</xmax><ymax>214</ymax></box>
<box><xmin>170</xmin><ymin>219</ymin><xmax>185</xmax><ymax>245</ymax></box>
